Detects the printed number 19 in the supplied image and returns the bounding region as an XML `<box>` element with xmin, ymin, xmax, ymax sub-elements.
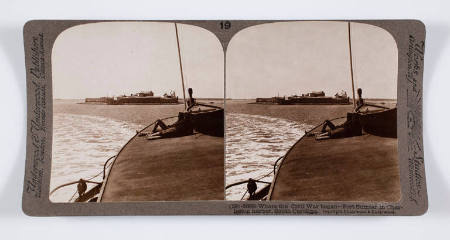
<box><xmin>220</xmin><ymin>21</ymin><xmax>231</xmax><ymax>30</ymax></box>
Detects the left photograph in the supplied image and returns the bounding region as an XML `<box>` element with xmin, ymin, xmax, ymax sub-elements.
<box><xmin>49</xmin><ymin>22</ymin><xmax>225</xmax><ymax>202</ymax></box>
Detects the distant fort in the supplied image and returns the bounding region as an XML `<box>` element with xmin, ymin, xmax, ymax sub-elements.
<box><xmin>255</xmin><ymin>91</ymin><xmax>350</xmax><ymax>105</ymax></box>
<box><xmin>85</xmin><ymin>91</ymin><xmax>179</xmax><ymax>105</ymax></box>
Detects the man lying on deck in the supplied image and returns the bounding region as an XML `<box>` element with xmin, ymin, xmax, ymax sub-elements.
<box><xmin>147</xmin><ymin>88</ymin><xmax>197</xmax><ymax>140</ymax></box>
<box><xmin>147</xmin><ymin>111</ymin><xmax>194</xmax><ymax>139</ymax></box>
<box><xmin>315</xmin><ymin>112</ymin><xmax>362</xmax><ymax>140</ymax></box>
<box><xmin>315</xmin><ymin>88</ymin><xmax>365</xmax><ymax>140</ymax></box>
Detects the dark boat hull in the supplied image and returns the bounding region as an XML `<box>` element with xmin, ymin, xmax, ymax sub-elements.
<box><xmin>359</xmin><ymin>108</ymin><xmax>397</xmax><ymax>138</ymax></box>
<box><xmin>190</xmin><ymin>109</ymin><xmax>224</xmax><ymax>137</ymax></box>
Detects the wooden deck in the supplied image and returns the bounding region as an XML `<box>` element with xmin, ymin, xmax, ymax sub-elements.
<box><xmin>100</xmin><ymin>129</ymin><xmax>224</xmax><ymax>202</ymax></box>
<box><xmin>269</xmin><ymin>129</ymin><xmax>401</xmax><ymax>202</ymax></box>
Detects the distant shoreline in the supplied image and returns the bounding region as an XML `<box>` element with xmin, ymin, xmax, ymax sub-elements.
<box><xmin>53</xmin><ymin>98</ymin><xmax>230</xmax><ymax>101</ymax></box>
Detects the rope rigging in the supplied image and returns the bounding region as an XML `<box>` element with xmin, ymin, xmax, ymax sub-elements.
<box><xmin>228</xmin><ymin>154</ymin><xmax>284</xmax><ymax>200</ymax></box>
<box><xmin>49</xmin><ymin>179</ymin><xmax>103</xmax><ymax>196</ymax></box>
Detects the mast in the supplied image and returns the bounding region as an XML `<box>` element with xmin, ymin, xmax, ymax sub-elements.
<box><xmin>174</xmin><ymin>23</ymin><xmax>187</xmax><ymax>110</ymax></box>
<box><xmin>348</xmin><ymin>22</ymin><xmax>356</xmax><ymax>109</ymax></box>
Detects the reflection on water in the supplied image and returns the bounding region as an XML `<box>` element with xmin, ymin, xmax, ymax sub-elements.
<box><xmin>226</xmin><ymin>113</ymin><xmax>312</xmax><ymax>200</ymax></box>
<box><xmin>50</xmin><ymin>113</ymin><xmax>143</xmax><ymax>202</ymax></box>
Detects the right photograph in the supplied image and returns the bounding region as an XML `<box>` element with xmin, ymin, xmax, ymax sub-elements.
<box><xmin>225</xmin><ymin>21</ymin><xmax>400</xmax><ymax>201</ymax></box>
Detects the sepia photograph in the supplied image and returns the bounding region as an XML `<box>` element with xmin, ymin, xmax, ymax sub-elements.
<box><xmin>225</xmin><ymin>21</ymin><xmax>400</xmax><ymax>201</ymax></box>
<box><xmin>48</xmin><ymin>21</ymin><xmax>401</xmax><ymax>204</ymax></box>
<box><xmin>19</xmin><ymin>16</ymin><xmax>430</xmax><ymax>218</ymax></box>
<box><xmin>49</xmin><ymin>22</ymin><xmax>225</xmax><ymax>202</ymax></box>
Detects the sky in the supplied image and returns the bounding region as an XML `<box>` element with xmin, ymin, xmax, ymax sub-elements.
<box><xmin>52</xmin><ymin>22</ymin><xmax>224</xmax><ymax>99</ymax></box>
<box><xmin>52</xmin><ymin>21</ymin><xmax>398</xmax><ymax>100</ymax></box>
<box><xmin>226</xmin><ymin>21</ymin><xmax>398</xmax><ymax>99</ymax></box>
